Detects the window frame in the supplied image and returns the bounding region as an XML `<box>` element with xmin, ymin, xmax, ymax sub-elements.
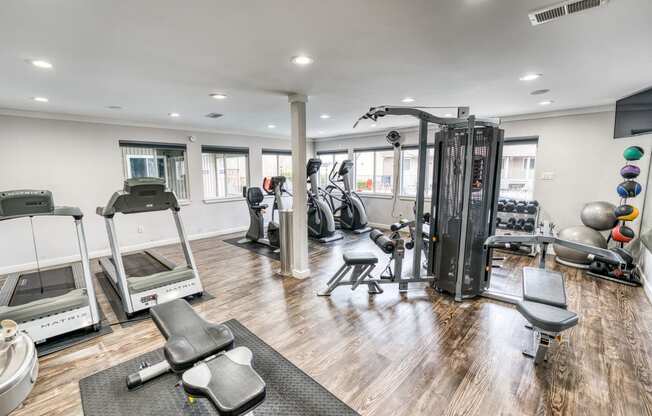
<box><xmin>261</xmin><ymin>149</ymin><xmax>292</xmax><ymax>192</ymax></box>
<box><xmin>353</xmin><ymin>147</ymin><xmax>395</xmax><ymax>195</ymax></box>
<box><xmin>398</xmin><ymin>145</ymin><xmax>435</xmax><ymax>199</ymax></box>
<box><xmin>316</xmin><ymin>150</ymin><xmax>348</xmax><ymax>187</ymax></box>
<box><xmin>201</xmin><ymin>146</ymin><xmax>250</xmax><ymax>202</ymax></box>
<box><xmin>499</xmin><ymin>137</ymin><xmax>539</xmax><ymax>201</ymax></box>
<box><xmin>119</xmin><ymin>140</ymin><xmax>190</xmax><ymax>202</ymax></box>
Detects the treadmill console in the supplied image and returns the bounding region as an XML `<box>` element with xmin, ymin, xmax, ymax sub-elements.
<box><xmin>0</xmin><ymin>190</ymin><xmax>54</xmax><ymax>217</ymax></box>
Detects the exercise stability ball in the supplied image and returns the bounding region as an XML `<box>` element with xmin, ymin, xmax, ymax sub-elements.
<box><xmin>580</xmin><ymin>201</ymin><xmax>617</xmax><ymax>231</ymax></box>
<box><xmin>555</xmin><ymin>226</ymin><xmax>607</xmax><ymax>265</ymax></box>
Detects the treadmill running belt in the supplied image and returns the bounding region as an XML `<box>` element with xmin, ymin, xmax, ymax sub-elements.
<box><xmin>9</xmin><ymin>266</ymin><xmax>76</xmax><ymax>307</ymax></box>
<box><xmin>121</xmin><ymin>253</ymin><xmax>170</xmax><ymax>277</ymax></box>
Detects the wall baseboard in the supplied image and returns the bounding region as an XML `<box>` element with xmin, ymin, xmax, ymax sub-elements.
<box><xmin>0</xmin><ymin>226</ymin><xmax>248</xmax><ymax>275</ymax></box>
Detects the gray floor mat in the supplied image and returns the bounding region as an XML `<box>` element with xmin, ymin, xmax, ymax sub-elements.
<box><xmin>79</xmin><ymin>319</ymin><xmax>359</xmax><ymax>416</ymax></box>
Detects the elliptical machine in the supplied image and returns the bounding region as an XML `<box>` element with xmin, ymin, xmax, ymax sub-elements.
<box><xmin>240</xmin><ymin>176</ymin><xmax>288</xmax><ymax>249</ymax></box>
<box><xmin>307</xmin><ymin>158</ymin><xmax>343</xmax><ymax>243</ymax></box>
<box><xmin>323</xmin><ymin>160</ymin><xmax>371</xmax><ymax>234</ymax></box>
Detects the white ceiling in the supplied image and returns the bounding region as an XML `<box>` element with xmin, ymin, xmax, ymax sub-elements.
<box><xmin>1</xmin><ymin>0</ymin><xmax>651</xmax><ymax>139</ymax></box>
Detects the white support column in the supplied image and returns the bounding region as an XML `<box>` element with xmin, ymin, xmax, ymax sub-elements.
<box><xmin>289</xmin><ymin>94</ymin><xmax>310</xmax><ymax>278</ymax></box>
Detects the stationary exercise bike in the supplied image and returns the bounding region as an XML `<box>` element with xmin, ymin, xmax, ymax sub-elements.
<box><xmin>240</xmin><ymin>176</ymin><xmax>288</xmax><ymax>249</ymax></box>
<box><xmin>323</xmin><ymin>160</ymin><xmax>371</xmax><ymax>234</ymax></box>
<box><xmin>306</xmin><ymin>158</ymin><xmax>343</xmax><ymax>243</ymax></box>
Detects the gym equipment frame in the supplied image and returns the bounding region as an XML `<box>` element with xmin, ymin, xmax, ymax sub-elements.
<box><xmin>97</xmin><ymin>178</ymin><xmax>203</xmax><ymax>318</ymax></box>
<box><xmin>0</xmin><ymin>190</ymin><xmax>101</xmax><ymax>343</ymax></box>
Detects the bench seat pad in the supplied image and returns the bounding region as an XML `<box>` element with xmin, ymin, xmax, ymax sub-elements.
<box><xmin>182</xmin><ymin>347</ymin><xmax>266</xmax><ymax>416</ymax></box>
<box><xmin>343</xmin><ymin>252</ymin><xmax>378</xmax><ymax>265</ymax></box>
<box><xmin>522</xmin><ymin>267</ymin><xmax>567</xmax><ymax>308</ymax></box>
<box><xmin>517</xmin><ymin>300</ymin><xmax>578</xmax><ymax>333</ymax></box>
<box><xmin>151</xmin><ymin>299</ymin><xmax>234</xmax><ymax>372</ymax></box>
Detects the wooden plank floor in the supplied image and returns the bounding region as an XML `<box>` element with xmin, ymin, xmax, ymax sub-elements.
<box><xmin>11</xmin><ymin>232</ymin><xmax>652</xmax><ymax>416</ymax></box>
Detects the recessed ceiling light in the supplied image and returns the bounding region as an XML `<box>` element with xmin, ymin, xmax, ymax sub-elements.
<box><xmin>209</xmin><ymin>93</ymin><xmax>227</xmax><ymax>100</ymax></box>
<box><xmin>519</xmin><ymin>73</ymin><xmax>542</xmax><ymax>81</ymax></box>
<box><xmin>291</xmin><ymin>55</ymin><xmax>314</xmax><ymax>66</ymax></box>
<box><xmin>32</xmin><ymin>97</ymin><xmax>48</xmax><ymax>102</ymax></box>
<box><xmin>401</xmin><ymin>97</ymin><xmax>415</xmax><ymax>103</ymax></box>
<box><xmin>371</xmin><ymin>123</ymin><xmax>377</xmax><ymax>127</ymax></box>
<box><xmin>531</xmin><ymin>89</ymin><xmax>550</xmax><ymax>95</ymax></box>
<box><xmin>106</xmin><ymin>105</ymin><xmax>122</xmax><ymax>110</ymax></box>
<box><xmin>169</xmin><ymin>112</ymin><xmax>180</xmax><ymax>117</ymax></box>
<box><xmin>267</xmin><ymin>124</ymin><xmax>276</xmax><ymax>129</ymax></box>
<box><xmin>539</xmin><ymin>100</ymin><xmax>554</xmax><ymax>106</ymax></box>
<box><xmin>320</xmin><ymin>114</ymin><xmax>331</xmax><ymax>119</ymax></box>
<box><xmin>30</xmin><ymin>60</ymin><xmax>53</xmax><ymax>69</ymax></box>
<box><xmin>444</xmin><ymin>113</ymin><xmax>453</xmax><ymax>117</ymax></box>
<box><xmin>318</xmin><ymin>131</ymin><xmax>325</xmax><ymax>134</ymax></box>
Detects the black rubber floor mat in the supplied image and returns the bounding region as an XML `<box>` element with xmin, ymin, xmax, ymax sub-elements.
<box><xmin>79</xmin><ymin>319</ymin><xmax>359</xmax><ymax>416</ymax></box>
<box><xmin>224</xmin><ymin>231</ymin><xmax>361</xmax><ymax>261</ymax></box>
<box><xmin>95</xmin><ymin>272</ymin><xmax>214</xmax><ymax>328</ymax></box>
<box><xmin>223</xmin><ymin>237</ymin><xmax>281</xmax><ymax>261</ymax></box>
<box><xmin>36</xmin><ymin>319</ymin><xmax>113</xmax><ymax>357</ymax></box>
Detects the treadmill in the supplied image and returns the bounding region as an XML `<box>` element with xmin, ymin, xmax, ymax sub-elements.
<box><xmin>0</xmin><ymin>190</ymin><xmax>101</xmax><ymax>343</ymax></box>
<box><xmin>96</xmin><ymin>177</ymin><xmax>203</xmax><ymax>318</ymax></box>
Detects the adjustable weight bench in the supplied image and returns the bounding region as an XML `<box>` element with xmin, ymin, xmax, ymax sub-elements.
<box><xmin>127</xmin><ymin>299</ymin><xmax>266</xmax><ymax>415</ymax></box>
<box><xmin>486</xmin><ymin>233</ymin><xmax>625</xmax><ymax>365</ymax></box>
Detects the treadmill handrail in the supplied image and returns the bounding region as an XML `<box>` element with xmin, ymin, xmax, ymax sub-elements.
<box><xmin>97</xmin><ymin>189</ymin><xmax>180</xmax><ymax>217</ymax></box>
<box><xmin>0</xmin><ymin>206</ymin><xmax>83</xmax><ymax>222</ymax></box>
<box><xmin>484</xmin><ymin>234</ymin><xmax>625</xmax><ymax>265</ymax></box>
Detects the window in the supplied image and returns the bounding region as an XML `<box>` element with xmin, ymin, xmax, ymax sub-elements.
<box><xmin>316</xmin><ymin>152</ymin><xmax>348</xmax><ymax>187</ymax></box>
<box><xmin>201</xmin><ymin>146</ymin><xmax>249</xmax><ymax>200</ymax></box>
<box><xmin>499</xmin><ymin>139</ymin><xmax>538</xmax><ymax>200</ymax></box>
<box><xmin>262</xmin><ymin>150</ymin><xmax>293</xmax><ymax>192</ymax></box>
<box><xmin>354</xmin><ymin>149</ymin><xmax>394</xmax><ymax>194</ymax></box>
<box><xmin>400</xmin><ymin>146</ymin><xmax>435</xmax><ymax>197</ymax></box>
<box><xmin>120</xmin><ymin>141</ymin><xmax>189</xmax><ymax>200</ymax></box>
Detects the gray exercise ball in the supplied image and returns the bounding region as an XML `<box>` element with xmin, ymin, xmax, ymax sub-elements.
<box><xmin>554</xmin><ymin>225</ymin><xmax>607</xmax><ymax>265</ymax></box>
<box><xmin>580</xmin><ymin>201</ymin><xmax>617</xmax><ymax>231</ymax></box>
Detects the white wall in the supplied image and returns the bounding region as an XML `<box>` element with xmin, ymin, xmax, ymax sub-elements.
<box><xmin>0</xmin><ymin>114</ymin><xmax>308</xmax><ymax>272</ymax></box>
<box><xmin>314</xmin><ymin>110</ymin><xmax>652</xmax><ymax>231</ymax></box>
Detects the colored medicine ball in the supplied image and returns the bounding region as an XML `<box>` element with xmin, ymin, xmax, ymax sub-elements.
<box><xmin>614</xmin><ymin>204</ymin><xmax>639</xmax><ymax>221</ymax></box>
<box><xmin>612</xmin><ymin>225</ymin><xmax>635</xmax><ymax>243</ymax></box>
<box><xmin>623</xmin><ymin>146</ymin><xmax>644</xmax><ymax>161</ymax></box>
<box><xmin>616</xmin><ymin>181</ymin><xmax>642</xmax><ymax>198</ymax></box>
<box><xmin>620</xmin><ymin>164</ymin><xmax>641</xmax><ymax>179</ymax></box>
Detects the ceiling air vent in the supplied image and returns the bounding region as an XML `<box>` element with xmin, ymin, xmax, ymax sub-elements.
<box><xmin>205</xmin><ymin>113</ymin><xmax>223</xmax><ymax>119</ymax></box>
<box><xmin>529</xmin><ymin>0</ymin><xmax>609</xmax><ymax>25</ymax></box>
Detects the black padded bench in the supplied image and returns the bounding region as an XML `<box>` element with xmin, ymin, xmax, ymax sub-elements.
<box><xmin>317</xmin><ymin>251</ymin><xmax>379</xmax><ymax>296</ymax></box>
<box><xmin>522</xmin><ymin>267</ymin><xmax>567</xmax><ymax>308</ymax></box>
<box><xmin>126</xmin><ymin>299</ymin><xmax>266</xmax><ymax>415</ymax></box>
<box><xmin>518</xmin><ymin>268</ymin><xmax>579</xmax><ymax>364</ymax></box>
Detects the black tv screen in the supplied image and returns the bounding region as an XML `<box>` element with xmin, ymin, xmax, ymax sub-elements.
<box><xmin>614</xmin><ymin>86</ymin><xmax>652</xmax><ymax>139</ymax></box>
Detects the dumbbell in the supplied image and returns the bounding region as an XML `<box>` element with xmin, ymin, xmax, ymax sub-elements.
<box><xmin>504</xmin><ymin>202</ymin><xmax>516</xmax><ymax>212</ymax></box>
<box><xmin>514</xmin><ymin>218</ymin><xmax>526</xmax><ymax>231</ymax></box>
<box><xmin>497</xmin><ymin>201</ymin><xmax>505</xmax><ymax>212</ymax></box>
<box><xmin>525</xmin><ymin>202</ymin><xmax>538</xmax><ymax>214</ymax></box>
<box><xmin>495</xmin><ymin>217</ymin><xmax>502</xmax><ymax>227</ymax></box>
<box><xmin>523</xmin><ymin>218</ymin><xmax>535</xmax><ymax>232</ymax></box>
<box><xmin>515</xmin><ymin>202</ymin><xmax>527</xmax><ymax>213</ymax></box>
<box><xmin>506</xmin><ymin>217</ymin><xmax>516</xmax><ymax>229</ymax></box>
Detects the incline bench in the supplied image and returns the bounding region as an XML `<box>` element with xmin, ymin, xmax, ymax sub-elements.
<box><xmin>486</xmin><ymin>234</ymin><xmax>625</xmax><ymax>365</ymax></box>
<box><xmin>127</xmin><ymin>299</ymin><xmax>266</xmax><ymax>415</ymax></box>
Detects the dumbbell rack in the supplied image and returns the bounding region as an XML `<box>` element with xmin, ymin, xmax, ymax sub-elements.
<box><xmin>495</xmin><ymin>200</ymin><xmax>540</xmax><ymax>256</ymax></box>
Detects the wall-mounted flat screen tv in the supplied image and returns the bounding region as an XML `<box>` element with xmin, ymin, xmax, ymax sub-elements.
<box><xmin>614</xmin><ymin>86</ymin><xmax>652</xmax><ymax>139</ymax></box>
